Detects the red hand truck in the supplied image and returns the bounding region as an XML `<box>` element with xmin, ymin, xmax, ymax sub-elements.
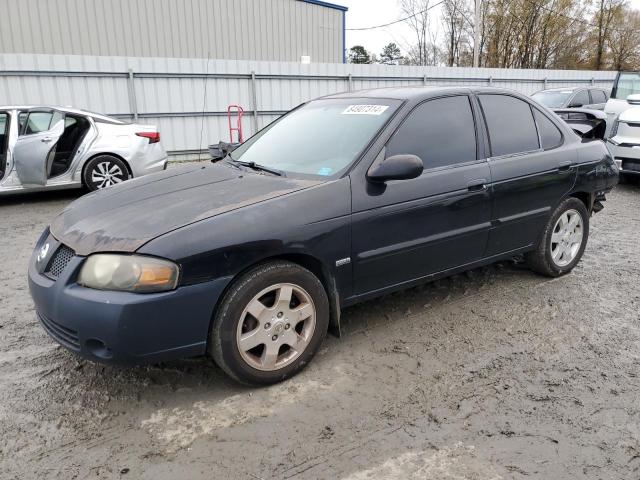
<box><xmin>227</xmin><ymin>105</ymin><xmax>245</xmax><ymax>143</ymax></box>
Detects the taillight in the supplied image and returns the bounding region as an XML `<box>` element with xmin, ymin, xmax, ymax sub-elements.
<box><xmin>136</xmin><ymin>132</ymin><xmax>160</xmax><ymax>144</ymax></box>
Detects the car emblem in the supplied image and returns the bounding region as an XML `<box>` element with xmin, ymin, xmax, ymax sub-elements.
<box><xmin>37</xmin><ymin>242</ymin><xmax>50</xmax><ymax>263</ymax></box>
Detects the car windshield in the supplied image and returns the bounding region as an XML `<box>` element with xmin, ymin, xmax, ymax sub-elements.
<box><xmin>532</xmin><ymin>90</ymin><xmax>573</xmax><ymax>108</ymax></box>
<box><xmin>612</xmin><ymin>72</ymin><xmax>640</xmax><ymax>99</ymax></box>
<box><xmin>229</xmin><ymin>98</ymin><xmax>400</xmax><ymax>178</ymax></box>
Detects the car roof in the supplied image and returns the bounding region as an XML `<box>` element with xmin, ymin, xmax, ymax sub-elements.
<box><xmin>321</xmin><ymin>86</ymin><xmax>525</xmax><ymax>102</ymax></box>
<box><xmin>535</xmin><ymin>86</ymin><xmax>601</xmax><ymax>94</ymax></box>
<box><xmin>0</xmin><ymin>105</ymin><xmax>123</xmax><ymax>123</ymax></box>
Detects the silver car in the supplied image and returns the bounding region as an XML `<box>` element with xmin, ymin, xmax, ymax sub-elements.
<box><xmin>532</xmin><ymin>86</ymin><xmax>609</xmax><ymax>110</ymax></box>
<box><xmin>0</xmin><ymin>106</ymin><xmax>168</xmax><ymax>194</ymax></box>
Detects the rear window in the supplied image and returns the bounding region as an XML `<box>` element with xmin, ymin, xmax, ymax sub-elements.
<box><xmin>533</xmin><ymin>109</ymin><xmax>563</xmax><ymax>150</ymax></box>
<box><xmin>479</xmin><ymin>94</ymin><xmax>539</xmax><ymax>157</ymax></box>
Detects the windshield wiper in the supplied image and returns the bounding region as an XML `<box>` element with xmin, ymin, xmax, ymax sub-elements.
<box><xmin>232</xmin><ymin>159</ymin><xmax>284</xmax><ymax>177</ymax></box>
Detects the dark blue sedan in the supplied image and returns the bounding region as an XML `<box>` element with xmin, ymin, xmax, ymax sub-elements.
<box><xmin>29</xmin><ymin>86</ymin><xmax>618</xmax><ymax>385</ymax></box>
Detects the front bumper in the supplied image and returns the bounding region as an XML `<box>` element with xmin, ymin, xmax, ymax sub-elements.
<box><xmin>28</xmin><ymin>246</ymin><xmax>231</xmax><ymax>365</ymax></box>
<box><xmin>608</xmin><ymin>140</ymin><xmax>640</xmax><ymax>176</ymax></box>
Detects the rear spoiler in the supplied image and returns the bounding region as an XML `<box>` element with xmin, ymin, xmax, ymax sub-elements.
<box><xmin>553</xmin><ymin>108</ymin><xmax>607</xmax><ymax>140</ymax></box>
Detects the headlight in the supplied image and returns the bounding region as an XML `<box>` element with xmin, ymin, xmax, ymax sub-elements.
<box><xmin>78</xmin><ymin>254</ymin><xmax>179</xmax><ymax>293</ymax></box>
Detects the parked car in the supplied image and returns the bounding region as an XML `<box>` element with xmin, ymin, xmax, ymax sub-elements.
<box><xmin>0</xmin><ymin>106</ymin><xmax>168</xmax><ymax>195</ymax></box>
<box><xmin>532</xmin><ymin>86</ymin><xmax>609</xmax><ymax>110</ymax></box>
<box><xmin>604</xmin><ymin>71</ymin><xmax>640</xmax><ymax>137</ymax></box>
<box><xmin>607</xmin><ymin>94</ymin><xmax>640</xmax><ymax>182</ymax></box>
<box><xmin>28</xmin><ymin>87</ymin><xmax>618</xmax><ymax>385</ymax></box>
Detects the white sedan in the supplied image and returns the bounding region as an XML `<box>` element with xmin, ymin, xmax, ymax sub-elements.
<box><xmin>608</xmin><ymin>94</ymin><xmax>640</xmax><ymax>183</ymax></box>
<box><xmin>0</xmin><ymin>106</ymin><xmax>168</xmax><ymax>194</ymax></box>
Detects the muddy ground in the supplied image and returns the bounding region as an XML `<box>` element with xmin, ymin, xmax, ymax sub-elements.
<box><xmin>1</xmin><ymin>179</ymin><xmax>639</xmax><ymax>479</ymax></box>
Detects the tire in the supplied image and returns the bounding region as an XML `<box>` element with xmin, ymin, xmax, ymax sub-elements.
<box><xmin>83</xmin><ymin>155</ymin><xmax>130</xmax><ymax>191</ymax></box>
<box><xmin>210</xmin><ymin>261</ymin><xmax>330</xmax><ymax>385</ymax></box>
<box><xmin>525</xmin><ymin>197</ymin><xmax>589</xmax><ymax>277</ymax></box>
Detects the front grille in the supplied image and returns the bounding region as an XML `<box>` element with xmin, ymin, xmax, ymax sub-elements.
<box><xmin>45</xmin><ymin>244</ymin><xmax>75</xmax><ymax>279</ymax></box>
<box><xmin>38</xmin><ymin>312</ymin><xmax>80</xmax><ymax>351</ymax></box>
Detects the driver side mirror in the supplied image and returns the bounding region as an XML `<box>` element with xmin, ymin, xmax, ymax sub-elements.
<box><xmin>367</xmin><ymin>154</ymin><xmax>424</xmax><ymax>183</ymax></box>
<box><xmin>627</xmin><ymin>94</ymin><xmax>640</xmax><ymax>106</ymax></box>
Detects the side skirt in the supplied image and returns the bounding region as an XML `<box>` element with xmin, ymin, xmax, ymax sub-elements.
<box><xmin>342</xmin><ymin>245</ymin><xmax>534</xmax><ymax>308</ymax></box>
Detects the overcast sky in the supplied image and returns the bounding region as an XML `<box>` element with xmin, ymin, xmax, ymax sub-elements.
<box><xmin>341</xmin><ymin>0</ymin><xmax>640</xmax><ymax>58</ymax></box>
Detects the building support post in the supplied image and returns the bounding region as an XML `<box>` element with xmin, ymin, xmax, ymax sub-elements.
<box><xmin>250</xmin><ymin>71</ymin><xmax>259</xmax><ymax>133</ymax></box>
<box><xmin>127</xmin><ymin>69</ymin><xmax>138</xmax><ymax>122</ymax></box>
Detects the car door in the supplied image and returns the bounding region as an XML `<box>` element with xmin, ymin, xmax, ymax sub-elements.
<box><xmin>350</xmin><ymin>94</ymin><xmax>492</xmax><ymax>296</ymax></box>
<box><xmin>13</xmin><ymin>109</ymin><xmax>64</xmax><ymax>186</ymax></box>
<box><xmin>477</xmin><ymin>93</ymin><xmax>577</xmax><ymax>256</ymax></box>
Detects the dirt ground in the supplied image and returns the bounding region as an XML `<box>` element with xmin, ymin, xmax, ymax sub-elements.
<box><xmin>1</xmin><ymin>179</ymin><xmax>639</xmax><ymax>480</ymax></box>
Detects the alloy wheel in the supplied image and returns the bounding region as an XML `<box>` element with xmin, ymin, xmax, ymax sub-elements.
<box><xmin>91</xmin><ymin>161</ymin><xmax>126</xmax><ymax>189</ymax></box>
<box><xmin>550</xmin><ymin>209</ymin><xmax>583</xmax><ymax>267</ymax></box>
<box><xmin>236</xmin><ymin>283</ymin><xmax>316</xmax><ymax>371</ymax></box>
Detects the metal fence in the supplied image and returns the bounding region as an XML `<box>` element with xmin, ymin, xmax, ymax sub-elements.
<box><xmin>0</xmin><ymin>54</ymin><xmax>618</xmax><ymax>159</ymax></box>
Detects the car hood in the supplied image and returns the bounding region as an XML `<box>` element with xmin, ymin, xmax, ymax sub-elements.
<box><xmin>50</xmin><ymin>163</ymin><xmax>319</xmax><ymax>255</ymax></box>
<box><xmin>619</xmin><ymin>106</ymin><xmax>640</xmax><ymax>123</ymax></box>
<box><xmin>604</xmin><ymin>98</ymin><xmax>632</xmax><ymax>117</ymax></box>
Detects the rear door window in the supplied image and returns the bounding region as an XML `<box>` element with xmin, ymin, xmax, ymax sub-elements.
<box><xmin>533</xmin><ymin>109</ymin><xmax>563</xmax><ymax>150</ymax></box>
<box><xmin>0</xmin><ymin>112</ymin><xmax>8</xmax><ymax>154</ymax></box>
<box><xmin>386</xmin><ymin>95</ymin><xmax>477</xmax><ymax>169</ymax></box>
<box><xmin>19</xmin><ymin>111</ymin><xmax>54</xmax><ymax>136</ymax></box>
<box><xmin>478</xmin><ymin>94</ymin><xmax>539</xmax><ymax>157</ymax></box>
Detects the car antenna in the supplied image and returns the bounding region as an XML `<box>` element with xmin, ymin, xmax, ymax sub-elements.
<box><xmin>198</xmin><ymin>51</ymin><xmax>211</xmax><ymax>163</ymax></box>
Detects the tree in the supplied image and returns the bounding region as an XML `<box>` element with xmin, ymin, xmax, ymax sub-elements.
<box><xmin>348</xmin><ymin>45</ymin><xmax>372</xmax><ymax>64</ymax></box>
<box><xmin>592</xmin><ymin>0</ymin><xmax>625</xmax><ymax>70</ymax></box>
<box><xmin>607</xmin><ymin>8</ymin><xmax>640</xmax><ymax>70</ymax></box>
<box><xmin>379</xmin><ymin>43</ymin><xmax>403</xmax><ymax>65</ymax></box>
<box><xmin>400</xmin><ymin>0</ymin><xmax>434</xmax><ymax>65</ymax></box>
<box><xmin>442</xmin><ymin>0</ymin><xmax>471</xmax><ymax>66</ymax></box>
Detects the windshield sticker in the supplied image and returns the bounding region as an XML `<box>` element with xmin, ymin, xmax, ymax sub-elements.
<box><xmin>317</xmin><ymin>167</ymin><xmax>333</xmax><ymax>176</ymax></box>
<box><xmin>342</xmin><ymin>105</ymin><xmax>389</xmax><ymax>115</ymax></box>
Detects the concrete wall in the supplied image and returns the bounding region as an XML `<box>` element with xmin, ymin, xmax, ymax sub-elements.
<box><xmin>0</xmin><ymin>0</ymin><xmax>346</xmax><ymax>63</ymax></box>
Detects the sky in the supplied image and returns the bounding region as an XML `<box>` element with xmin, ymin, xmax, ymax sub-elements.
<box><xmin>340</xmin><ymin>0</ymin><xmax>640</xmax><ymax>58</ymax></box>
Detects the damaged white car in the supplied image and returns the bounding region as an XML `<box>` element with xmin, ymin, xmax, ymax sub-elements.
<box><xmin>0</xmin><ymin>106</ymin><xmax>168</xmax><ymax>195</ymax></box>
<box><xmin>608</xmin><ymin>94</ymin><xmax>640</xmax><ymax>183</ymax></box>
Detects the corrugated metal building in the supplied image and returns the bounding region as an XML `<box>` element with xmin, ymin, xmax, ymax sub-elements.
<box><xmin>0</xmin><ymin>0</ymin><xmax>347</xmax><ymax>62</ymax></box>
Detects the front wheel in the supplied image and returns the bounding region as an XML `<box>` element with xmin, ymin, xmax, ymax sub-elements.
<box><xmin>210</xmin><ymin>261</ymin><xmax>329</xmax><ymax>385</ymax></box>
<box><xmin>83</xmin><ymin>155</ymin><xmax>130</xmax><ymax>191</ymax></box>
<box><xmin>526</xmin><ymin>197</ymin><xmax>589</xmax><ymax>277</ymax></box>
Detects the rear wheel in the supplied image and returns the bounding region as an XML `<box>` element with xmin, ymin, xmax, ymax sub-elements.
<box><xmin>210</xmin><ymin>261</ymin><xmax>329</xmax><ymax>385</ymax></box>
<box><xmin>526</xmin><ymin>197</ymin><xmax>589</xmax><ymax>277</ymax></box>
<box><xmin>83</xmin><ymin>155</ymin><xmax>130</xmax><ymax>191</ymax></box>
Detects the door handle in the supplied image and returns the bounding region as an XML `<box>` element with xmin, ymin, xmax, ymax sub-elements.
<box><xmin>41</xmin><ymin>137</ymin><xmax>53</xmax><ymax>143</ymax></box>
<box><xmin>467</xmin><ymin>178</ymin><xmax>488</xmax><ymax>191</ymax></box>
<box><xmin>558</xmin><ymin>160</ymin><xmax>572</xmax><ymax>171</ymax></box>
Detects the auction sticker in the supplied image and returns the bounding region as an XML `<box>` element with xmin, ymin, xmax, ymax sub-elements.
<box><xmin>342</xmin><ymin>105</ymin><xmax>389</xmax><ymax>115</ymax></box>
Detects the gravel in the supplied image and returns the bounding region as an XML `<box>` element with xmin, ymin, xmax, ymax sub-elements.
<box><xmin>1</xmin><ymin>180</ymin><xmax>639</xmax><ymax>479</ymax></box>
